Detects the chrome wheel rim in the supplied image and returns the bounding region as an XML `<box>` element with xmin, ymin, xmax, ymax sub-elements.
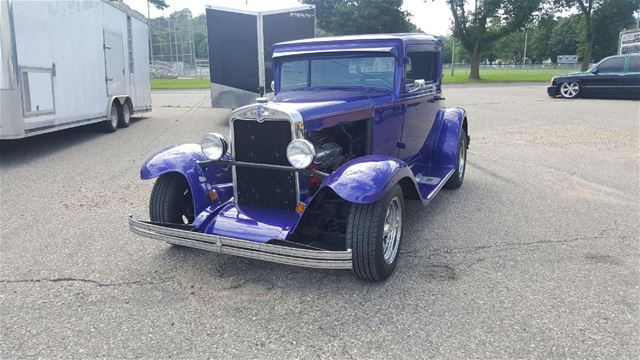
<box><xmin>110</xmin><ymin>105</ymin><xmax>118</xmax><ymax>127</ymax></box>
<box><xmin>382</xmin><ymin>196</ymin><xmax>402</xmax><ymax>264</ymax></box>
<box><xmin>458</xmin><ymin>140</ymin><xmax>466</xmax><ymax>179</ymax></box>
<box><xmin>560</xmin><ymin>82</ymin><xmax>579</xmax><ymax>98</ymax></box>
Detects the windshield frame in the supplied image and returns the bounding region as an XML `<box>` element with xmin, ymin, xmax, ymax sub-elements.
<box><xmin>275</xmin><ymin>53</ymin><xmax>399</xmax><ymax>94</ymax></box>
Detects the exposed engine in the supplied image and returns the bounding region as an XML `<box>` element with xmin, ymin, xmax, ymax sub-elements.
<box><xmin>306</xmin><ymin>119</ymin><xmax>370</xmax><ymax>172</ymax></box>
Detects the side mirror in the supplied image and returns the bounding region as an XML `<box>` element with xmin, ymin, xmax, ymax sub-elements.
<box><xmin>404</xmin><ymin>57</ymin><xmax>412</xmax><ymax>73</ymax></box>
<box><xmin>591</xmin><ymin>68</ymin><xmax>599</xmax><ymax>74</ymax></box>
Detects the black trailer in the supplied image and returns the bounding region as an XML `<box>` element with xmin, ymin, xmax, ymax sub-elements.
<box><xmin>205</xmin><ymin>4</ymin><xmax>315</xmax><ymax>108</ymax></box>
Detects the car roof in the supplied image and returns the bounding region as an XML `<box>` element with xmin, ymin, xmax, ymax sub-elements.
<box><xmin>275</xmin><ymin>33</ymin><xmax>441</xmax><ymax>47</ymax></box>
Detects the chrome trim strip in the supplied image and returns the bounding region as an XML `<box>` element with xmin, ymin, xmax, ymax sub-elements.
<box><xmin>128</xmin><ymin>215</ymin><xmax>353</xmax><ymax>269</ymax></box>
<box><xmin>426</xmin><ymin>169</ymin><xmax>455</xmax><ymax>200</ymax></box>
<box><xmin>199</xmin><ymin>159</ymin><xmax>328</xmax><ymax>178</ymax></box>
<box><xmin>256</xmin><ymin>13</ymin><xmax>265</xmax><ymax>92</ymax></box>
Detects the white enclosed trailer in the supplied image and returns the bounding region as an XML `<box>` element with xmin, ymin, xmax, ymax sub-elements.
<box><xmin>0</xmin><ymin>0</ymin><xmax>151</xmax><ymax>139</ymax></box>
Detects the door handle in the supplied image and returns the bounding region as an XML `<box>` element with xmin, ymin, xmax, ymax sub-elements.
<box><xmin>106</xmin><ymin>78</ymin><xmax>114</xmax><ymax>81</ymax></box>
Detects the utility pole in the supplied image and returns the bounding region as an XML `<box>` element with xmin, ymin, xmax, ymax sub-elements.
<box><xmin>450</xmin><ymin>38</ymin><xmax>455</xmax><ymax>76</ymax></box>
<box><xmin>522</xmin><ymin>31</ymin><xmax>528</xmax><ymax>68</ymax></box>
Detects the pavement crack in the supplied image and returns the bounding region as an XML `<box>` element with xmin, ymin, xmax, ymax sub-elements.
<box><xmin>0</xmin><ymin>277</ymin><xmax>171</xmax><ymax>287</ymax></box>
<box><xmin>404</xmin><ymin>233</ymin><xmax>634</xmax><ymax>260</ymax></box>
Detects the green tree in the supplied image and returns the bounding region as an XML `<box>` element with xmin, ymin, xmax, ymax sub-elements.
<box><xmin>448</xmin><ymin>0</ymin><xmax>541</xmax><ymax>79</ymax></box>
<box><xmin>552</xmin><ymin>0</ymin><xmax>638</xmax><ymax>69</ymax></box>
<box><xmin>302</xmin><ymin>0</ymin><xmax>418</xmax><ymax>35</ymax></box>
<box><xmin>548</xmin><ymin>15</ymin><xmax>582</xmax><ymax>62</ymax></box>
<box><xmin>528</xmin><ymin>14</ymin><xmax>557</xmax><ymax>63</ymax></box>
<box><xmin>193</xmin><ymin>14</ymin><xmax>209</xmax><ymax>59</ymax></box>
<box><xmin>442</xmin><ymin>36</ymin><xmax>469</xmax><ymax>64</ymax></box>
<box><xmin>591</xmin><ymin>0</ymin><xmax>640</xmax><ymax>60</ymax></box>
<box><xmin>148</xmin><ymin>0</ymin><xmax>168</xmax><ymax>10</ymax></box>
<box><xmin>492</xmin><ymin>31</ymin><xmax>527</xmax><ymax>64</ymax></box>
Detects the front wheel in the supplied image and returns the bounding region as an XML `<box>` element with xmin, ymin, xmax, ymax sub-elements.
<box><xmin>559</xmin><ymin>81</ymin><xmax>580</xmax><ymax>99</ymax></box>
<box><xmin>346</xmin><ymin>185</ymin><xmax>404</xmax><ymax>282</ymax></box>
<box><xmin>149</xmin><ymin>173</ymin><xmax>195</xmax><ymax>225</ymax></box>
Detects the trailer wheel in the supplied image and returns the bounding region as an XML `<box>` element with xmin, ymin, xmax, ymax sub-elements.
<box><xmin>346</xmin><ymin>185</ymin><xmax>404</xmax><ymax>282</ymax></box>
<box><xmin>101</xmin><ymin>102</ymin><xmax>119</xmax><ymax>133</ymax></box>
<box><xmin>117</xmin><ymin>100</ymin><xmax>132</xmax><ymax>128</ymax></box>
<box><xmin>149</xmin><ymin>173</ymin><xmax>195</xmax><ymax>225</ymax></box>
<box><xmin>445</xmin><ymin>129</ymin><xmax>467</xmax><ymax>189</ymax></box>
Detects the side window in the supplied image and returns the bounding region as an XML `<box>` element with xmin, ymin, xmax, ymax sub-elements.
<box><xmin>628</xmin><ymin>56</ymin><xmax>640</xmax><ymax>73</ymax></box>
<box><xmin>406</xmin><ymin>51</ymin><xmax>438</xmax><ymax>84</ymax></box>
<box><xmin>598</xmin><ymin>57</ymin><xmax>625</xmax><ymax>73</ymax></box>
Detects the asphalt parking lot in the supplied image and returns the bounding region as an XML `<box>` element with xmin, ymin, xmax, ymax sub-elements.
<box><xmin>1</xmin><ymin>84</ymin><xmax>638</xmax><ymax>358</ymax></box>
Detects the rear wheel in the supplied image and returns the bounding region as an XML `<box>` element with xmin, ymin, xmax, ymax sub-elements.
<box><xmin>346</xmin><ymin>185</ymin><xmax>404</xmax><ymax>282</ymax></box>
<box><xmin>559</xmin><ymin>81</ymin><xmax>580</xmax><ymax>98</ymax></box>
<box><xmin>149</xmin><ymin>173</ymin><xmax>195</xmax><ymax>225</ymax></box>
<box><xmin>101</xmin><ymin>102</ymin><xmax>119</xmax><ymax>133</ymax></box>
<box><xmin>117</xmin><ymin>100</ymin><xmax>132</xmax><ymax>128</ymax></box>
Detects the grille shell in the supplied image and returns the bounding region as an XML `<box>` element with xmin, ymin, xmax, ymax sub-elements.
<box><xmin>232</xmin><ymin>119</ymin><xmax>297</xmax><ymax>209</ymax></box>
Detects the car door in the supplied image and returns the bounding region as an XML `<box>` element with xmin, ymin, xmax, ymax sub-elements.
<box><xmin>585</xmin><ymin>57</ymin><xmax>626</xmax><ymax>98</ymax></box>
<box><xmin>398</xmin><ymin>47</ymin><xmax>441</xmax><ymax>162</ymax></box>
<box><xmin>623</xmin><ymin>55</ymin><xmax>640</xmax><ymax>99</ymax></box>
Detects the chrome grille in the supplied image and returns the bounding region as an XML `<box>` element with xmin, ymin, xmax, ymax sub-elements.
<box><xmin>232</xmin><ymin>119</ymin><xmax>297</xmax><ymax>209</ymax></box>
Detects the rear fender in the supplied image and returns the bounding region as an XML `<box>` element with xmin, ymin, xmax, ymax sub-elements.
<box><xmin>432</xmin><ymin>107</ymin><xmax>467</xmax><ymax>169</ymax></box>
<box><xmin>320</xmin><ymin>155</ymin><xmax>420</xmax><ymax>204</ymax></box>
<box><xmin>140</xmin><ymin>144</ymin><xmax>232</xmax><ymax>214</ymax></box>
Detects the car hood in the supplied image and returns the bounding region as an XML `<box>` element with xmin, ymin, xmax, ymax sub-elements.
<box><xmin>554</xmin><ymin>71</ymin><xmax>592</xmax><ymax>79</ymax></box>
<box><xmin>273</xmin><ymin>87</ymin><xmax>394</xmax><ymax>131</ymax></box>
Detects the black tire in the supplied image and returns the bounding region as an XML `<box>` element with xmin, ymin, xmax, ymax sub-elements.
<box><xmin>101</xmin><ymin>102</ymin><xmax>119</xmax><ymax>133</ymax></box>
<box><xmin>117</xmin><ymin>100</ymin><xmax>132</xmax><ymax>128</ymax></box>
<box><xmin>445</xmin><ymin>129</ymin><xmax>468</xmax><ymax>189</ymax></box>
<box><xmin>149</xmin><ymin>173</ymin><xmax>195</xmax><ymax>225</ymax></box>
<box><xmin>346</xmin><ymin>185</ymin><xmax>404</xmax><ymax>282</ymax></box>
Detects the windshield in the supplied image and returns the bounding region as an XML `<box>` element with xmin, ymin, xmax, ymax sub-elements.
<box><xmin>279</xmin><ymin>55</ymin><xmax>396</xmax><ymax>91</ymax></box>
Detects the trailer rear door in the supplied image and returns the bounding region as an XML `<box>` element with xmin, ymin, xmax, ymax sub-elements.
<box><xmin>104</xmin><ymin>32</ymin><xmax>126</xmax><ymax>96</ymax></box>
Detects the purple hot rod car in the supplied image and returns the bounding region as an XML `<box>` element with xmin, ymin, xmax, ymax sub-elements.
<box><xmin>129</xmin><ymin>34</ymin><xmax>469</xmax><ymax>281</ymax></box>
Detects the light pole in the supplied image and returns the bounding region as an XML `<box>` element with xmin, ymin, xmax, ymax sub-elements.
<box><xmin>450</xmin><ymin>37</ymin><xmax>455</xmax><ymax>76</ymax></box>
<box><xmin>522</xmin><ymin>31</ymin><xmax>528</xmax><ymax>68</ymax></box>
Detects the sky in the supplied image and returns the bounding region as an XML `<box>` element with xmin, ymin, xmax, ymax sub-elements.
<box><xmin>126</xmin><ymin>0</ymin><xmax>454</xmax><ymax>36</ymax></box>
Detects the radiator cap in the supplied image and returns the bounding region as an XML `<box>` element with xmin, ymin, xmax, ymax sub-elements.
<box><xmin>256</xmin><ymin>97</ymin><xmax>268</xmax><ymax>104</ymax></box>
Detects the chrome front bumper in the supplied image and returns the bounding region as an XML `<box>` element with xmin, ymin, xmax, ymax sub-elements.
<box><xmin>128</xmin><ymin>215</ymin><xmax>353</xmax><ymax>269</ymax></box>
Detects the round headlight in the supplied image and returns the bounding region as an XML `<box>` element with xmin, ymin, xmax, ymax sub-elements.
<box><xmin>286</xmin><ymin>139</ymin><xmax>316</xmax><ymax>169</ymax></box>
<box><xmin>201</xmin><ymin>133</ymin><xmax>228</xmax><ymax>161</ymax></box>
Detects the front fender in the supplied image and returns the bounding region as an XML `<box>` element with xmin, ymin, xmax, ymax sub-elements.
<box><xmin>140</xmin><ymin>144</ymin><xmax>232</xmax><ymax>214</ymax></box>
<box><xmin>433</xmin><ymin>107</ymin><xmax>467</xmax><ymax>169</ymax></box>
<box><xmin>321</xmin><ymin>155</ymin><xmax>418</xmax><ymax>204</ymax></box>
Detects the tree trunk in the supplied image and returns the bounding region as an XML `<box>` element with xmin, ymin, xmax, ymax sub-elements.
<box><xmin>580</xmin><ymin>17</ymin><xmax>593</xmax><ymax>71</ymax></box>
<box><xmin>469</xmin><ymin>40</ymin><xmax>481</xmax><ymax>80</ymax></box>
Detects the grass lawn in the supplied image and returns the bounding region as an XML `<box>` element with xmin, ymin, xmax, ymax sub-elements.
<box><xmin>151</xmin><ymin>69</ymin><xmax>574</xmax><ymax>89</ymax></box>
<box><xmin>442</xmin><ymin>68</ymin><xmax>571</xmax><ymax>84</ymax></box>
<box><xmin>151</xmin><ymin>78</ymin><xmax>210</xmax><ymax>89</ymax></box>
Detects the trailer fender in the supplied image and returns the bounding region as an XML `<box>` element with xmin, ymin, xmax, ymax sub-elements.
<box><xmin>321</xmin><ymin>155</ymin><xmax>420</xmax><ymax>204</ymax></box>
<box><xmin>140</xmin><ymin>144</ymin><xmax>232</xmax><ymax>214</ymax></box>
<box><xmin>432</xmin><ymin>107</ymin><xmax>468</xmax><ymax>169</ymax></box>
